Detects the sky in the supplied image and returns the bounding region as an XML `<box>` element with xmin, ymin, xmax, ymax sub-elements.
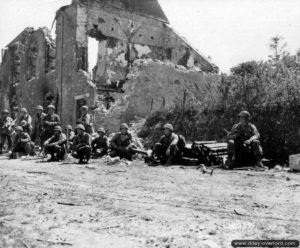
<box><xmin>0</xmin><ymin>0</ymin><xmax>299</xmax><ymax>73</ymax></box>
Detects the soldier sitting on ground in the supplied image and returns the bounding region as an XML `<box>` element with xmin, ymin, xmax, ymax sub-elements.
<box><xmin>65</xmin><ymin>125</ymin><xmax>75</xmax><ymax>152</ymax></box>
<box><xmin>31</xmin><ymin>105</ymin><xmax>46</xmax><ymax>147</ymax></box>
<box><xmin>226</xmin><ymin>111</ymin><xmax>264</xmax><ymax>169</ymax></box>
<box><xmin>110</xmin><ymin>123</ymin><xmax>136</xmax><ymax>161</ymax></box>
<box><xmin>10</xmin><ymin>126</ymin><xmax>32</xmax><ymax>158</ymax></box>
<box><xmin>92</xmin><ymin>127</ymin><xmax>108</xmax><ymax>158</ymax></box>
<box><xmin>43</xmin><ymin>105</ymin><xmax>60</xmax><ymax>141</ymax></box>
<box><xmin>71</xmin><ymin>124</ymin><xmax>92</xmax><ymax>164</ymax></box>
<box><xmin>44</xmin><ymin>126</ymin><xmax>66</xmax><ymax>162</ymax></box>
<box><xmin>19</xmin><ymin>108</ymin><xmax>33</xmax><ymax>136</ymax></box>
<box><xmin>150</xmin><ymin>123</ymin><xmax>186</xmax><ymax>166</ymax></box>
<box><xmin>0</xmin><ymin>109</ymin><xmax>13</xmax><ymax>154</ymax></box>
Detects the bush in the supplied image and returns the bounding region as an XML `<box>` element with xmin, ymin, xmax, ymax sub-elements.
<box><xmin>140</xmin><ymin>54</ymin><xmax>300</xmax><ymax>162</ymax></box>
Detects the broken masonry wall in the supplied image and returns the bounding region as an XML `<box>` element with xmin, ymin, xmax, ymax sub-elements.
<box><xmin>77</xmin><ymin>0</ymin><xmax>215</xmax><ymax>86</ymax></box>
<box><xmin>0</xmin><ymin>28</ymin><xmax>56</xmax><ymax>117</ymax></box>
<box><xmin>94</xmin><ymin>61</ymin><xmax>221</xmax><ymax>132</ymax></box>
<box><xmin>55</xmin><ymin>4</ymin><xmax>96</xmax><ymax>128</ymax></box>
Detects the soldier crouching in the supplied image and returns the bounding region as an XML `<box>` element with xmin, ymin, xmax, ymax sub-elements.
<box><xmin>92</xmin><ymin>127</ymin><xmax>108</xmax><ymax>158</ymax></box>
<box><xmin>10</xmin><ymin>126</ymin><xmax>32</xmax><ymax>157</ymax></box>
<box><xmin>151</xmin><ymin>123</ymin><xmax>186</xmax><ymax>166</ymax></box>
<box><xmin>109</xmin><ymin>123</ymin><xmax>136</xmax><ymax>161</ymax></box>
<box><xmin>44</xmin><ymin>126</ymin><xmax>66</xmax><ymax>162</ymax></box>
<box><xmin>226</xmin><ymin>111</ymin><xmax>263</xmax><ymax>168</ymax></box>
<box><xmin>71</xmin><ymin>124</ymin><xmax>92</xmax><ymax>164</ymax></box>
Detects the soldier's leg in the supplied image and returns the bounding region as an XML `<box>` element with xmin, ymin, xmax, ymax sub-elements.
<box><xmin>152</xmin><ymin>143</ymin><xmax>167</xmax><ymax>163</ymax></box>
<box><xmin>23</xmin><ymin>142</ymin><xmax>31</xmax><ymax>155</ymax></box>
<box><xmin>0</xmin><ymin>134</ymin><xmax>6</xmax><ymax>153</ymax></box>
<box><xmin>45</xmin><ymin>146</ymin><xmax>56</xmax><ymax>161</ymax></box>
<box><xmin>109</xmin><ymin>149</ymin><xmax>119</xmax><ymax>158</ymax></box>
<box><xmin>165</xmin><ymin>145</ymin><xmax>179</xmax><ymax>165</ymax></box>
<box><xmin>55</xmin><ymin>145</ymin><xmax>65</xmax><ymax>161</ymax></box>
<box><xmin>85</xmin><ymin>146</ymin><xmax>91</xmax><ymax>162</ymax></box>
<box><xmin>251</xmin><ymin>140</ymin><xmax>263</xmax><ymax>165</ymax></box>
<box><xmin>77</xmin><ymin>146</ymin><xmax>85</xmax><ymax>163</ymax></box>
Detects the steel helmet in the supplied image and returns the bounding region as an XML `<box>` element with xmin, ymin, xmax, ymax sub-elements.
<box><xmin>80</xmin><ymin>105</ymin><xmax>88</xmax><ymax>111</ymax></box>
<box><xmin>54</xmin><ymin>126</ymin><xmax>62</xmax><ymax>132</ymax></box>
<box><xmin>20</xmin><ymin>108</ymin><xmax>28</xmax><ymax>113</ymax></box>
<box><xmin>65</xmin><ymin>125</ymin><xmax>73</xmax><ymax>130</ymax></box>
<box><xmin>120</xmin><ymin>123</ymin><xmax>129</xmax><ymax>130</ymax></box>
<box><xmin>15</xmin><ymin>126</ymin><xmax>23</xmax><ymax>132</ymax></box>
<box><xmin>36</xmin><ymin>105</ymin><xmax>43</xmax><ymax>111</ymax></box>
<box><xmin>2</xmin><ymin>109</ymin><xmax>9</xmax><ymax>114</ymax></box>
<box><xmin>163</xmin><ymin>123</ymin><xmax>174</xmax><ymax>132</ymax></box>
<box><xmin>76</xmin><ymin>124</ymin><xmax>85</xmax><ymax>131</ymax></box>
<box><xmin>97</xmin><ymin>127</ymin><xmax>105</xmax><ymax>133</ymax></box>
<box><xmin>238</xmin><ymin>111</ymin><xmax>251</xmax><ymax>120</ymax></box>
<box><xmin>47</xmin><ymin>105</ymin><xmax>55</xmax><ymax>110</ymax></box>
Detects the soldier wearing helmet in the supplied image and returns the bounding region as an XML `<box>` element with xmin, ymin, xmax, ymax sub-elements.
<box><xmin>77</xmin><ymin>105</ymin><xmax>94</xmax><ymax>134</ymax></box>
<box><xmin>44</xmin><ymin>125</ymin><xmax>66</xmax><ymax>162</ymax></box>
<box><xmin>32</xmin><ymin>105</ymin><xmax>46</xmax><ymax>146</ymax></box>
<box><xmin>10</xmin><ymin>126</ymin><xmax>32</xmax><ymax>158</ymax></box>
<box><xmin>19</xmin><ymin>108</ymin><xmax>33</xmax><ymax>135</ymax></box>
<box><xmin>226</xmin><ymin>111</ymin><xmax>263</xmax><ymax>168</ymax></box>
<box><xmin>151</xmin><ymin>123</ymin><xmax>186</xmax><ymax>166</ymax></box>
<box><xmin>92</xmin><ymin>127</ymin><xmax>109</xmax><ymax>158</ymax></box>
<box><xmin>43</xmin><ymin>105</ymin><xmax>60</xmax><ymax>140</ymax></box>
<box><xmin>0</xmin><ymin>109</ymin><xmax>13</xmax><ymax>154</ymax></box>
<box><xmin>109</xmin><ymin>123</ymin><xmax>136</xmax><ymax>161</ymax></box>
<box><xmin>71</xmin><ymin>124</ymin><xmax>92</xmax><ymax>164</ymax></box>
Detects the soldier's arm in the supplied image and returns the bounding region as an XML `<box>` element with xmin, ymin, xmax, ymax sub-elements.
<box><xmin>50</xmin><ymin>116</ymin><xmax>60</xmax><ymax>126</ymax></box>
<box><xmin>55</xmin><ymin>134</ymin><xmax>67</xmax><ymax>146</ymax></box>
<box><xmin>249</xmin><ymin>124</ymin><xmax>260</xmax><ymax>141</ymax></box>
<box><xmin>227</xmin><ymin>124</ymin><xmax>239</xmax><ymax>140</ymax></box>
<box><xmin>170</xmin><ymin>133</ymin><xmax>179</xmax><ymax>147</ymax></box>
<box><xmin>110</xmin><ymin>134</ymin><xmax>118</xmax><ymax>149</ymax></box>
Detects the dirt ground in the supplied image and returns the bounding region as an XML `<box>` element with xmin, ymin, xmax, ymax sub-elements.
<box><xmin>0</xmin><ymin>154</ymin><xmax>300</xmax><ymax>248</ymax></box>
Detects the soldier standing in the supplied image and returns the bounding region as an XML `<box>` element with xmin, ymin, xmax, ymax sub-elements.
<box><xmin>0</xmin><ymin>110</ymin><xmax>13</xmax><ymax>154</ymax></box>
<box><xmin>77</xmin><ymin>105</ymin><xmax>93</xmax><ymax>134</ymax></box>
<box><xmin>110</xmin><ymin>123</ymin><xmax>136</xmax><ymax>161</ymax></box>
<box><xmin>19</xmin><ymin>108</ymin><xmax>33</xmax><ymax>136</ymax></box>
<box><xmin>226</xmin><ymin>111</ymin><xmax>263</xmax><ymax>168</ymax></box>
<box><xmin>44</xmin><ymin>126</ymin><xmax>67</xmax><ymax>162</ymax></box>
<box><xmin>92</xmin><ymin>127</ymin><xmax>108</xmax><ymax>158</ymax></box>
<box><xmin>32</xmin><ymin>105</ymin><xmax>46</xmax><ymax>147</ymax></box>
<box><xmin>43</xmin><ymin>105</ymin><xmax>60</xmax><ymax>140</ymax></box>
<box><xmin>71</xmin><ymin>124</ymin><xmax>92</xmax><ymax>164</ymax></box>
<box><xmin>151</xmin><ymin>123</ymin><xmax>186</xmax><ymax>166</ymax></box>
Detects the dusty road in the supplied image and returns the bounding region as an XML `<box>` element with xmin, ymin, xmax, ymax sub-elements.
<box><xmin>0</xmin><ymin>155</ymin><xmax>300</xmax><ymax>248</ymax></box>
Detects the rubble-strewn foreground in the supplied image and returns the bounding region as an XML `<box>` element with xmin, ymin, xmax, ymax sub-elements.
<box><xmin>0</xmin><ymin>157</ymin><xmax>299</xmax><ymax>248</ymax></box>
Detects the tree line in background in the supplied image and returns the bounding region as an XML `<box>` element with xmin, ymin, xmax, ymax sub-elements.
<box><xmin>139</xmin><ymin>36</ymin><xmax>300</xmax><ymax>163</ymax></box>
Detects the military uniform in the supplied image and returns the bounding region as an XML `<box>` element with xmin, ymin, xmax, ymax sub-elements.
<box><xmin>72</xmin><ymin>125</ymin><xmax>92</xmax><ymax>164</ymax></box>
<box><xmin>77</xmin><ymin>113</ymin><xmax>93</xmax><ymax>134</ymax></box>
<box><xmin>92</xmin><ymin>135</ymin><xmax>108</xmax><ymax>158</ymax></box>
<box><xmin>32</xmin><ymin>112</ymin><xmax>46</xmax><ymax>146</ymax></box>
<box><xmin>44</xmin><ymin>128</ymin><xmax>66</xmax><ymax>162</ymax></box>
<box><xmin>227</xmin><ymin>111</ymin><xmax>263</xmax><ymax>167</ymax></box>
<box><xmin>152</xmin><ymin>133</ymin><xmax>186</xmax><ymax>165</ymax></box>
<box><xmin>43</xmin><ymin>113</ymin><xmax>60</xmax><ymax>140</ymax></box>
<box><xmin>0</xmin><ymin>113</ymin><xmax>13</xmax><ymax>153</ymax></box>
<box><xmin>19</xmin><ymin>114</ymin><xmax>33</xmax><ymax>135</ymax></box>
<box><xmin>110</xmin><ymin>131</ymin><xmax>135</xmax><ymax>161</ymax></box>
<box><xmin>11</xmin><ymin>127</ymin><xmax>32</xmax><ymax>156</ymax></box>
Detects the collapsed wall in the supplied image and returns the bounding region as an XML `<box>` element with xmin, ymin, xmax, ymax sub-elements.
<box><xmin>0</xmin><ymin>27</ymin><xmax>56</xmax><ymax>114</ymax></box>
<box><xmin>94</xmin><ymin>60</ymin><xmax>221</xmax><ymax>132</ymax></box>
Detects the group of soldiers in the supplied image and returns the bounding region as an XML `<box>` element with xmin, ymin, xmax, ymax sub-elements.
<box><xmin>0</xmin><ymin>103</ymin><xmax>264</xmax><ymax>168</ymax></box>
<box><xmin>0</xmin><ymin>105</ymin><xmax>136</xmax><ymax>164</ymax></box>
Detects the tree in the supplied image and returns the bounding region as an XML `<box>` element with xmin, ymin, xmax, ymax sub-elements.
<box><xmin>269</xmin><ymin>36</ymin><xmax>287</xmax><ymax>62</ymax></box>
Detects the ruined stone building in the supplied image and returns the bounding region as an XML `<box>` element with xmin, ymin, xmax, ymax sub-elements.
<box><xmin>0</xmin><ymin>0</ymin><xmax>220</xmax><ymax>131</ymax></box>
